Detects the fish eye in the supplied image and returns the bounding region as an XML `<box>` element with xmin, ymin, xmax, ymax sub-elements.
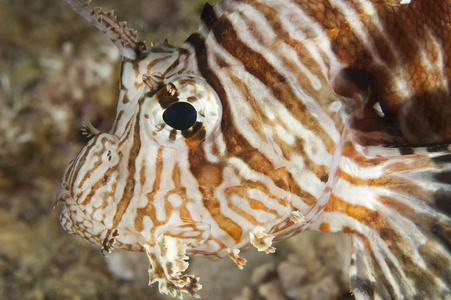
<box><xmin>143</xmin><ymin>74</ymin><xmax>222</xmax><ymax>148</ymax></box>
<box><xmin>163</xmin><ymin>102</ymin><xmax>197</xmax><ymax>130</ymax></box>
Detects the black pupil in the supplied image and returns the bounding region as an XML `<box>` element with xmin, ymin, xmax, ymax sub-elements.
<box><xmin>163</xmin><ymin>102</ymin><xmax>197</xmax><ymax>130</ymax></box>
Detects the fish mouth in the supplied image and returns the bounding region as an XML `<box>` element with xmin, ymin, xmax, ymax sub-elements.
<box><xmin>54</xmin><ymin>187</ymin><xmax>72</xmax><ymax>208</ymax></box>
<box><xmin>54</xmin><ymin>156</ymin><xmax>79</xmax><ymax>209</ymax></box>
<box><xmin>54</xmin><ymin>188</ymin><xmax>76</xmax><ymax>234</ymax></box>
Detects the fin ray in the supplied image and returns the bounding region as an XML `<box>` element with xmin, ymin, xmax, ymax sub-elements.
<box><xmin>314</xmin><ymin>141</ymin><xmax>451</xmax><ymax>299</ymax></box>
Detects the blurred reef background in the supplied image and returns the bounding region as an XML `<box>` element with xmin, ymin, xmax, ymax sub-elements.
<box><xmin>0</xmin><ymin>0</ymin><xmax>353</xmax><ymax>299</ymax></box>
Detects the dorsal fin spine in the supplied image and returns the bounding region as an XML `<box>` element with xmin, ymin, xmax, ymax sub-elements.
<box><xmin>61</xmin><ymin>0</ymin><xmax>145</xmax><ymax>59</ymax></box>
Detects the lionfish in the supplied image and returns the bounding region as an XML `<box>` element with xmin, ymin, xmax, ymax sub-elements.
<box><xmin>56</xmin><ymin>0</ymin><xmax>451</xmax><ymax>298</ymax></box>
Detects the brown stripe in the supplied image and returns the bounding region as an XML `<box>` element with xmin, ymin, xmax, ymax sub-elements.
<box><xmin>200</xmin><ymin>187</ymin><xmax>243</xmax><ymax>243</ymax></box>
<box><xmin>135</xmin><ymin>193</ymin><xmax>162</xmax><ymax>232</ymax></box>
<box><xmin>339</xmin><ymin>144</ymin><xmax>433</xmax><ymax>199</ymax></box>
<box><xmin>144</xmin><ymin>52</ymin><xmax>175</xmax><ymax>74</ymax></box>
<box><xmin>186</xmin><ymin>32</ymin><xmax>317</xmax><ymax>227</ymax></box>
<box><xmin>152</xmin><ymin>147</ymin><xmax>164</xmax><ymax>192</ymax></box>
<box><xmin>67</xmin><ymin>139</ymin><xmax>93</xmax><ymax>191</ymax></box>
<box><xmin>270</xmin><ymin>217</ymin><xmax>307</xmax><ymax>236</ymax></box>
<box><xmin>171</xmin><ymin>162</ymin><xmax>183</xmax><ymax>189</ymax></box>
<box><xmin>193</xmin><ymin>22</ymin><xmax>331</xmax><ymax>203</ymax></box>
<box><xmin>121</xmin><ymin>90</ymin><xmax>130</xmax><ymax>104</ymax></box>
<box><xmin>330</xmin><ymin>195</ymin><xmax>433</xmax><ymax>293</ymax></box>
<box><xmin>76</xmin><ymin>159</ymin><xmax>103</xmax><ymax>199</ymax></box>
<box><xmin>211</xmin><ymin>14</ymin><xmax>335</xmax><ymax>153</ymax></box>
<box><xmin>112</xmin><ymin>103</ymin><xmax>142</xmax><ymax>227</ymax></box>
<box><xmin>80</xmin><ymin>166</ymin><xmax>117</xmax><ymax>206</ymax></box>
<box><xmin>75</xmin><ymin>135</ymin><xmax>117</xmax><ymax>192</ymax></box>
<box><xmin>223</xmin><ymin>185</ymin><xmax>277</xmax><ymax>225</ymax></box>
<box><xmin>63</xmin><ymin>160</ymin><xmax>74</xmax><ymax>188</ymax></box>
<box><xmin>155</xmin><ymin>85</ymin><xmax>179</xmax><ymax>109</ymax></box>
<box><xmin>319</xmin><ymin>222</ymin><xmax>330</xmax><ymax>232</ymax></box>
<box><xmin>189</xmin><ymin>145</ymin><xmax>224</xmax><ymax>186</ymax></box>
<box><xmin>111</xmin><ymin>109</ymin><xmax>124</xmax><ymax>135</ymax></box>
<box><xmin>243</xmin><ymin>2</ymin><xmax>346</xmax><ymax>130</ymax></box>
<box><xmin>161</xmin><ymin>48</ymin><xmax>190</xmax><ymax>77</ymax></box>
<box><xmin>326</xmin><ymin>195</ymin><xmax>395</xmax><ymax>238</ymax></box>
<box><xmin>342</xmin><ymin>226</ymin><xmax>395</xmax><ymax>297</ymax></box>
<box><xmin>118</xmin><ymin>116</ymin><xmax>135</xmax><ymax>148</ymax></box>
<box><xmin>71</xmin><ymin>135</ymin><xmax>103</xmax><ymax>194</ymax></box>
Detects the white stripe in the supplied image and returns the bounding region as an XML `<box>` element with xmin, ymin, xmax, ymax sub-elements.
<box><xmin>186</xmin><ymin>201</ymin><xmax>236</xmax><ymax>246</ymax></box>
<box><xmin>215</xmin><ymin>192</ymin><xmax>255</xmax><ymax>230</ymax></box>
<box><xmin>203</xmin><ymin>139</ymin><xmax>220</xmax><ymax>163</ymax></box>
<box><xmin>152</xmin><ymin>147</ymin><xmax>178</xmax><ymax>221</ymax></box>
<box><xmin>339</xmin><ymin>156</ymin><xmax>386</xmax><ymax>179</ymax></box>
<box><xmin>206</xmin><ymin>49</ymin><xmax>289</xmax><ymax>167</ymax></box>
<box><xmin>329</xmin><ymin>0</ymin><xmax>413</xmax><ymax>100</ymax></box>
<box><xmin>275</xmin><ymin>124</ymin><xmax>295</xmax><ymax>146</ymax></box>
<box><xmin>315</xmin><ymin>211</ymin><xmax>410</xmax><ymax>298</ymax></box>
<box><xmin>278</xmin><ymin>1</ymin><xmax>343</xmax><ymax>80</ymax></box>
<box><xmin>135</xmin><ymin>146</ymin><xmax>159</xmax><ymax>207</ymax></box>
<box><xmin>227</xmin><ymin>157</ymin><xmax>291</xmax><ymax>200</ymax></box>
<box><xmin>140</xmin><ymin>215</ymin><xmax>154</xmax><ymax>241</ymax></box>
<box><xmin>176</xmin><ymin>150</ymin><xmax>203</xmax><ymax>202</ymax></box>
<box><xmin>247</xmin><ymin>188</ymin><xmax>290</xmax><ymax>215</ymax></box>
<box><xmin>286</xmin><ymin>154</ymin><xmax>326</xmax><ymax>200</ymax></box>
<box><xmin>329</xmin><ymin>0</ymin><xmax>386</xmax><ymax>66</ymax></box>
<box><xmin>424</xmin><ymin>29</ymin><xmax>450</xmax><ymax>93</ymax></box>
<box><xmin>209</xmin><ymin>46</ymin><xmax>336</xmax><ymax>169</ymax></box>
<box><xmin>228</xmin><ymin>9</ymin><xmax>342</xmax><ymax>146</ymax></box>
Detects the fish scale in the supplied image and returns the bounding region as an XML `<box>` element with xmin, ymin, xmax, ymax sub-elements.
<box><xmin>56</xmin><ymin>0</ymin><xmax>450</xmax><ymax>299</ymax></box>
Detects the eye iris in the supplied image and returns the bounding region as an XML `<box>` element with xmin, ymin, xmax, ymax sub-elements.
<box><xmin>163</xmin><ymin>102</ymin><xmax>197</xmax><ymax>130</ymax></box>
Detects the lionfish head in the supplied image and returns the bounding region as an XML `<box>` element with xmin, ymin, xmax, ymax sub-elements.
<box><xmin>56</xmin><ymin>43</ymin><xmax>311</xmax><ymax>297</ymax></box>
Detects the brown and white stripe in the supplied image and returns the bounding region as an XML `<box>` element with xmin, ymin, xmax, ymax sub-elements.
<box><xmin>58</xmin><ymin>0</ymin><xmax>450</xmax><ymax>298</ymax></box>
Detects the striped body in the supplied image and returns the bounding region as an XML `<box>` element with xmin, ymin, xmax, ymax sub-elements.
<box><xmin>58</xmin><ymin>0</ymin><xmax>451</xmax><ymax>299</ymax></box>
